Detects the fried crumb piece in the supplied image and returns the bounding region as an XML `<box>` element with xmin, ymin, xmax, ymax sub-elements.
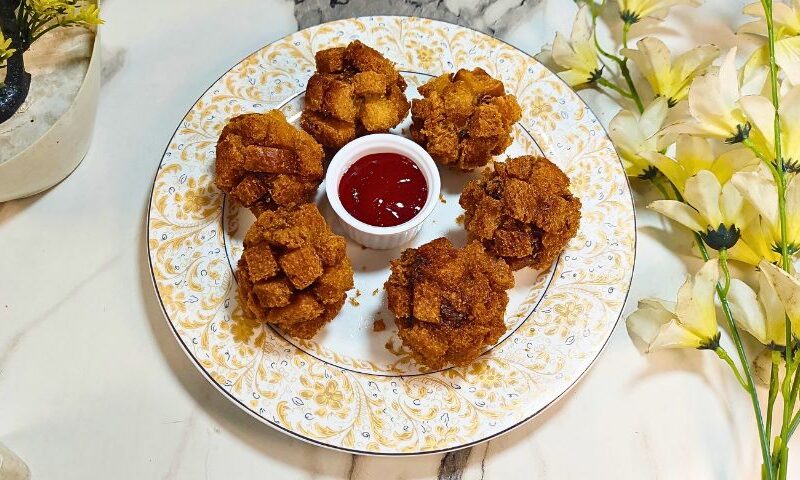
<box><xmin>215</xmin><ymin>110</ymin><xmax>324</xmax><ymax>215</ymax></box>
<box><xmin>373</xmin><ymin>318</ymin><xmax>386</xmax><ymax>332</ymax></box>
<box><xmin>236</xmin><ymin>204</ymin><xmax>354</xmax><ymax>338</ymax></box>
<box><xmin>384</xmin><ymin>237</ymin><xmax>514</xmax><ymax>369</ymax></box>
<box><xmin>410</xmin><ymin>68</ymin><xmax>521</xmax><ymax>171</ymax></box>
<box><xmin>301</xmin><ymin>41</ymin><xmax>410</xmax><ymax>149</ymax></box>
<box><xmin>349</xmin><ymin>296</ymin><xmax>361</xmax><ymax>307</ymax></box>
<box><xmin>459</xmin><ymin>155</ymin><xmax>581</xmax><ymax>270</ymax></box>
<box><xmin>456</xmin><ymin>213</ymin><xmax>465</xmax><ymax>225</ymax></box>
<box><xmin>439</xmin><ymin>194</ymin><xmax>447</xmax><ymax>204</ymax></box>
<box><xmin>372</xmin><ymin>288</ymin><xmax>379</xmax><ymax>296</ymax></box>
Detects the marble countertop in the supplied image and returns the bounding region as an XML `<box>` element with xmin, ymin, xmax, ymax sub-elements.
<box><xmin>0</xmin><ymin>0</ymin><xmax>794</xmax><ymax>478</ymax></box>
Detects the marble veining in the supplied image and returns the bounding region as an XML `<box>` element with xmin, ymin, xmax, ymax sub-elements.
<box><xmin>294</xmin><ymin>0</ymin><xmax>540</xmax><ymax>35</ymax></box>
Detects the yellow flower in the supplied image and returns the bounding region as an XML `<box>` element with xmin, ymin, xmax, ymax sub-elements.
<box><xmin>740</xmin><ymin>2</ymin><xmax>800</xmax><ymax>84</ymax></box>
<box><xmin>732</xmin><ymin>163</ymin><xmax>800</xmax><ymax>255</ymax></box>
<box><xmin>642</xmin><ymin>135</ymin><xmax>759</xmax><ymax>193</ymax></box>
<box><xmin>728</xmin><ymin>267</ymin><xmax>787</xmax><ymax>346</ymax></box>
<box><xmin>627</xmin><ymin>260</ymin><xmax>720</xmax><ymax>351</ymax></box>
<box><xmin>759</xmin><ymin>260</ymin><xmax>800</xmax><ymax>338</ymax></box>
<box><xmin>739</xmin><ymin>86</ymin><xmax>800</xmax><ymax>167</ymax></box>
<box><xmin>665</xmin><ymin>48</ymin><xmax>767</xmax><ymax>142</ymax></box>
<box><xmin>741</xmin><ymin>1</ymin><xmax>800</xmax><ymax>38</ymax></box>
<box><xmin>650</xmin><ymin>170</ymin><xmax>754</xmax><ymax>251</ymax></box>
<box><xmin>621</xmin><ymin>37</ymin><xmax>718</xmax><ymax>106</ymax></box>
<box><xmin>608</xmin><ymin>97</ymin><xmax>669</xmax><ymax>177</ymax></box>
<box><xmin>550</xmin><ymin>6</ymin><xmax>602</xmax><ymax>87</ymax></box>
<box><xmin>619</xmin><ymin>0</ymin><xmax>701</xmax><ymax>24</ymax></box>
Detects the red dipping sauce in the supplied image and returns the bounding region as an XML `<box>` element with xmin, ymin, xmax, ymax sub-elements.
<box><xmin>338</xmin><ymin>152</ymin><xmax>428</xmax><ymax>227</ymax></box>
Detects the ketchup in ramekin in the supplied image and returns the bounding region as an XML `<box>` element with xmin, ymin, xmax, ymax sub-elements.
<box><xmin>325</xmin><ymin>134</ymin><xmax>440</xmax><ymax>250</ymax></box>
<box><xmin>338</xmin><ymin>152</ymin><xmax>428</xmax><ymax>227</ymax></box>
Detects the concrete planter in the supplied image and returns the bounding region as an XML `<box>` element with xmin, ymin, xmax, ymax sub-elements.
<box><xmin>0</xmin><ymin>31</ymin><xmax>101</xmax><ymax>202</ymax></box>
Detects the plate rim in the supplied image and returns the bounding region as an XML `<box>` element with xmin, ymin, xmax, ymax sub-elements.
<box><xmin>145</xmin><ymin>14</ymin><xmax>638</xmax><ymax>456</ymax></box>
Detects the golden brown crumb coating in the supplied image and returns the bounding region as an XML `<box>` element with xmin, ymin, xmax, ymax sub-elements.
<box><xmin>410</xmin><ymin>68</ymin><xmax>522</xmax><ymax>171</ymax></box>
<box><xmin>216</xmin><ymin>111</ymin><xmax>324</xmax><ymax>216</ymax></box>
<box><xmin>384</xmin><ymin>237</ymin><xmax>514</xmax><ymax>370</ymax></box>
<box><xmin>236</xmin><ymin>204</ymin><xmax>354</xmax><ymax>338</ymax></box>
<box><xmin>459</xmin><ymin>155</ymin><xmax>581</xmax><ymax>271</ymax></box>
<box><xmin>300</xmin><ymin>41</ymin><xmax>410</xmax><ymax>150</ymax></box>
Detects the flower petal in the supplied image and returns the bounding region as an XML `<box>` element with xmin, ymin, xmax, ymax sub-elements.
<box><xmin>759</xmin><ymin>268</ymin><xmax>788</xmax><ymax>345</ymax></box>
<box><xmin>727</xmin><ymin>278</ymin><xmax>768</xmax><ymax>344</ymax></box>
<box><xmin>740</xmin><ymin>94</ymin><xmax>776</xmax><ymax>157</ymax></box>
<box><xmin>648</xmin><ymin>319</ymin><xmax>706</xmax><ymax>351</ymax></box>
<box><xmin>649</xmin><ymin>200</ymin><xmax>705</xmax><ymax>232</ymax></box>
<box><xmin>676</xmin><ymin>259</ymin><xmax>720</xmax><ymax>339</ymax></box>
<box><xmin>786</xmin><ymin>175</ymin><xmax>800</xmax><ymax>247</ymax></box>
<box><xmin>640</xmin><ymin>97</ymin><xmax>670</xmax><ymax>139</ymax></box>
<box><xmin>627</xmin><ymin>299</ymin><xmax>677</xmax><ymax>347</ymax></box>
<box><xmin>684</xmin><ymin>170</ymin><xmax>723</xmax><ymax>227</ymax></box>
<box><xmin>760</xmin><ymin>261</ymin><xmax>800</xmax><ymax>341</ymax></box>
<box><xmin>732</xmin><ymin>165</ymin><xmax>779</xmax><ymax>229</ymax></box>
<box><xmin>776</xmin><ymin>36</ymin><xmax>800</xmax><ymax>85</ymax></box>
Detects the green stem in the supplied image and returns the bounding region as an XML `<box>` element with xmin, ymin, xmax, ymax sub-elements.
<box><xmin>622</xmin><ymin>21</ymin><xmax>631</xmax><ymax>50</ymax></box>
<box><xmin>768</xmin><ymin>351</ymin><xmax>780</xmax><ymax>442</ymax></box>
<box><xmin>597</xmin><ymin>77</ymin><xmax>633</xmax><ymax>98</ymax></box>
<box><xmin>761</xmin><ymin>0</ymin><xmax>795</xmax><ymax>476</ymax></box>
<box><xmin>716</xmin><ymin>347</ymin><xmax>748</xmax><ymax>389</ymax></box>
<box><xmin>790</xmin><ymin>409</ymin><xmax>800</xmax><ymax>438</ymax></box>
<box><xmin>589</xmin><ymin>5</ymin><xmax>644</xmax><ymax>113</ymax></box>
<box><xmin>719</xmin><ymin>248</ymin><xmax>732</xmax><ymax>297</ymax></box>
<box><xmin>651</xmin><ymin>177</ymin><xmax>670</xmax><ymax>199</ymax></box>
<box><xmin>618</xmin><ymin>56</ymin><xmax>643</xmax><ymax>113</ymax></box>
<box><xmin>698</xmin><ymin>237</ymin><xmax>775</xmax><ymax>480</ymax></box>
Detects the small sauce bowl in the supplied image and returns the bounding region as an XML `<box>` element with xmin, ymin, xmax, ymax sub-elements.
<box><xmin>325</xmin><ymin>134</ymin><xmax>441</xmax><ymax>249</ymax></box>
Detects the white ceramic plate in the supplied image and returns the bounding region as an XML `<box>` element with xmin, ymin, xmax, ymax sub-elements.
<box><xmin>147</xmin><ymin>16</ymin><xmax>635</xmax><ymax>455</ymax></box>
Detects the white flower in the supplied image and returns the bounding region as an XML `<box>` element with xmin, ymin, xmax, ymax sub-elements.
<box><xmin>732</xmin><ymin>163</ymin><xmax>800</xmax><ymax>256</ymax></box>
<box><xmin>740</xmin><ymin>1</ymin><xmax>800</xmax><ymax>38</ymax></box>
<box><xmin>759</xmin><ymin>260</ymin><xmax>800</xmax><ymax>338</ymax></box>
<box><xmin>740</xmin><ymin>2</ymin><xmax>800</xmax><ymax>84</ymax></box>
<box><xmin>608</xmin><ymin>98</ymin><xmax>669</xmax><ymax>177</ymax></box>
<box><xmin>619</xmin><ymin>0</ymin><xmax>701</xmax><ymax>24</ymax></box>
<box><xmin>628</xmin><ymin>260</ymin><xmax>720</xmax><ymax>351</ymax></box>
<box><xmin>728</xmin><ymin>268</ymin><xmax>787</xmax><ymax>345</ymax></box>
<box><xmin>550</xmin><ymin>5</ymin><xmax>603</xmax><ymax>87</ymax></box>
<box><xmin>642</xmin><ymin>135</ymin><xmax>758</xmax><ymax>192</ymax></box>
<box><xmin>664</xmin><ymin>48</ymin><xmax>768</xmax><ymax>142</ymax></box>
<box><xmin>739</xmin><ymin>86</ymin><xmax>800</xmax><ymax>166</ymax></box>
<box><xmin>650</xmin><ymin>170</ymin><xmax>752</xmax><ymax>250</ymax></box>
<box><xmin>621</xmin><ymin>37</ymin><xmax>719</xmax><ymax>105</ymax></box>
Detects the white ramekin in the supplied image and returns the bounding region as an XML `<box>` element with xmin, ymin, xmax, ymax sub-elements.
<box><xmin>325</xmin><ymin>134</ymin><xmax>441</xmax><ymax>250</ymax></box>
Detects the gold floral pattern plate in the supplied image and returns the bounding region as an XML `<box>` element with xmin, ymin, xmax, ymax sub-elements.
<box><xmin>147</xmin><ymin>16</ymin><xmax>635</xmax><ymax>455</ymax></box>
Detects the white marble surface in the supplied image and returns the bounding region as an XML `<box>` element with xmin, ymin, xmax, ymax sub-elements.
<box><xmin>0</xmin><ymin>0</ymin><xmax>796</xmax><ymax>478</ymax></box>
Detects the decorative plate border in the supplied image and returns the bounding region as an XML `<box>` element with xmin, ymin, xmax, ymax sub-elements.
<box><xmin>146</xmin><ymin>16</ymin><xmax>636</xmax><ymax>455</ymax></box>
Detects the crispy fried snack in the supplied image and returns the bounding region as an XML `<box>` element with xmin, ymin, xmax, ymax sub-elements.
<box><xmin>384</xmin><ymin>237</ymin><xmax>514</xmax><ymax>369</ymax></box>
<box><xmin>216</xmin><ymin>110</ymin><xmax>324</xmax><ymax>216</ymax></box>
<box><xmin>236</xmin><ymin>204</ymin><xmax>354</xmax><ymax>338</ymax></box>
<box><xmin>460</xmin><ymin>155</ymin><xmax>582</xmax><ymax>271</ymax></box>
<box><xmin>300</xmin><ymin>41</ymin><xmax>410</xmax><ymax>150</ymax></box>
<box><xmin>410</xmin><ymin>68</ymin><xmax>522</xmax><ymax>171</ymax></box>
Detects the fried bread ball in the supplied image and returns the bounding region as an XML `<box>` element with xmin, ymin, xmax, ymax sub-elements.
<box><xmin>236</xmin><ymin>204</ymin><xmax>354</xmax><ymax>339</ymax></box>
<box><xmin>216</xmin><ymin>111</ymin><xmax>324</xmax><ymax>216</ymax></box>
<box><xmin>410</xmin><ymin>68</ymin><xmax>522</xmax><ymax>171</ymax></box>
<box><xmin>300</xmin><ymin>41</ymin><xmax>410</xmax><ymax>150</ymax></box>
<box><xmin>384</xmin><ymin>237</ymin><xmax>514</xmax><ymax>369</ymax></box>
<box><xmin>459</xmin><ymin>155</ymin><xmax>582</xmax><ymax>271</ymax></box>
